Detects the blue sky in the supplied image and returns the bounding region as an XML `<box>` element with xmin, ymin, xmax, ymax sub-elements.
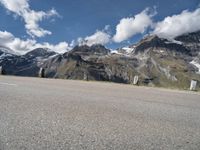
<box><xmin>0</xmin><ymin>0</ymin><xmax>200</xmax><ymax>54</ymax></box>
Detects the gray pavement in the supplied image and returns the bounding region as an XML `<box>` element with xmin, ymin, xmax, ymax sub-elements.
<box><xmin>0</xmin><ymin>76</ymin><xmax>200</xmax><ymax>150</ymax></box>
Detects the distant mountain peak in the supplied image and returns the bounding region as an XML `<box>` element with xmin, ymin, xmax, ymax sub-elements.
<box><xmin>140</xmin><ymin>35</ymin><xmax>160</xmax><ymax>43</ymax></box>
<box><xmin>25</xmin><ymin>48</ymin><xmax>57</xmax><ymax>58</ymax></box>
<box><xmin>133</xmin><ymin>34</ymin><xmax>190</xmax><ymax>55</ymax></box>
<box><xmin>0</xmin><ymin>45</ymin><xmax>19</xmax><ymax>55</ymax></box>
<box><xmin>71</xmin><ymin>44</ymin><xmax>110</xmax><ymax>55</ymax></box>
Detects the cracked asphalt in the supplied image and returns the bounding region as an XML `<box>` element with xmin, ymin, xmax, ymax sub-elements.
<box><xmin>0</xmin><ymin>76</ymin><xmax>200</xmax><ymax>150</ymax></box>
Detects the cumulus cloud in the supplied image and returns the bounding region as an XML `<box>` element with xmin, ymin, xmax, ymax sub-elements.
<box><xmin>113</xmin><ymin>8</ymin><xmax>156</xmax><ymax>43</ymax></box>
<box><xmin>0</xmin><ymin>30</ymin><xmax>14</xmax><ymax>44</ymax></box>
<box><xmin>0</xmin><ymin>0</ymin><xmax>59</xmax><ymax>38</ymax></box>
<box><xmin>84</xmin><ymin>31</ymin><xmax>111</xmax><ymax>46</ymax></box>
<box><xmin>77</xmin><ymin>26</ymin><xmax>111</xmax><ymax>46</ymax></box>
<box><xmin>35</xmin><ymin>42</ymin><xmax>71</xmax><ymax>54</ymax></box>
<box><xmin>0</xmin><ymin>31</ymin><xmax>71</xmax><ymax>54</ymax></box>
<box><xmin>153</xmin><ymin>8</ymin><xmax>200</xmax><ymax>39</ymax></box>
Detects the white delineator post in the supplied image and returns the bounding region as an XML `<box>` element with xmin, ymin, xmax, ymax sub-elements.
<box><xmin>39</xmin><ymin>68</ymin><xmax>45</xmax><ymax>78</ymax></box>
<box><xmin>0</xmin><ymin>66</ymin><xmax>2</xmax><ymax>75</ymax></box>
<box><xmin>190</xmin><ymin>80</ymin><xmax>197</xmax><ymax>91</ymax></box>
<box><xmin>84</xmin><ymin>72</ymin><xmax>88</xmax><ymax>81</ymax></box>
<box><xmin>133</xmin><ymin>76</ymin><xmax>139</xmax><ymax>85</ymax></box>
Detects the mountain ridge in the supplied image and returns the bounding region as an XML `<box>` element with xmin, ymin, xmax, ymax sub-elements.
<box><xmin>0</xmin><ymin>31</ymin><xmax>200</xmax><ymax>90</ymax></box>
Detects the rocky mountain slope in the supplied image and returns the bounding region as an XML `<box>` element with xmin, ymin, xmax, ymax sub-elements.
<box><xmin>0</xmin><ymin>31</ymin><xmax>200</xmax><ymax>90</ymax></box>
<box><xmin>0</xmin><ymin>48</ymin><xmax>57</xmax><ymax>76</ymax></box>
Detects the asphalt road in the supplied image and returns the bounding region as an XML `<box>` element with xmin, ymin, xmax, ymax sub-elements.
<box><xmin>0</xmin><ymin>76</ymin><xmax>200</xmax><ymax>150</ymax></box>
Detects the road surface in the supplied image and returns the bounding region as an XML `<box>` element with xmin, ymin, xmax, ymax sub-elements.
<box><xmin>0</xmin><ymin>76</ymin><xmax>200</xmax><ymax>150</ymax></box>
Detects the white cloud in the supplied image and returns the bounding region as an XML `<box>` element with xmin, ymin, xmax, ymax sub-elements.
<box><xmin>0</xmin><ymin>31</ymin><xmax>71</xmax><ymax>54</ymax></box>
<box><xmin>77</xmin><ymin>26</ymin><xmax>111</xmax><ymax>46</ymax></box>
<box><xmin>84</xmin><ymin>31</ymin><xmax>111</xmax><ymax>46</ymax></box>
<box><xmin>153</xmin><ymin>8</ymin><xmax>200</xmax><ymax>39</ymax></box>
<box><xmin>35</xmin><ymin>42</ymin><xmax>71</xmax><ymax>54</ymax></box>
<box><xmin>0</xmin><ymin>30</ymin><xmax>14</xmax><ymax>43</ymax></box>
<box><xmin>113</xmin><ymin>8</ymin><xmax>156</xmax><ymax>43</ymax></box>
<box><xmin>0</xmin><ymin>0</ymin><xmax>59</xmax><ymax>38</ymax></box>
<box><xmin>0</xmin><ymin>0</ymin><xmax>29</xmax><ymax>14</ymax></box>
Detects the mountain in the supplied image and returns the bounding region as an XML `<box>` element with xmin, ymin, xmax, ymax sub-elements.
<box><xmin>24</xmin><ymin>48</ymin><xmax>56</xmax><ymax>58</ymax></box>
<box><xmin>43</xmin><ymin>45</ymin><xmax>117</xmax><ymax>81</ymax></box>
<box><xmin>175</xmin><ymin>31</ymin><xmax>200</xmax><ymax>56</ymax></box>
<box><xmin>42</xmin><ymin>32</ymin><xmax>200</xmax><ymax>90</ymax></box>
<box><xmin>127</xmin><ymin>34</ymin><xmax>199</xmax><ymax>88</ymax></box>
<box><xmin>175</xmin><ymin>31</ymin><xmax>200</xmax><ymax>75</ymax></box>
<box><xmin>0</xmin><ymin>31</ymin><xmax>200</xmax><ymax>90</ymax></box>
<box><xmin>0</xmin><ymin>46</ymin><xmax>19</xmax><ymax>74</ymax></box>
<box><xmin>0</xmin><ymin>48</ymin><xmax>57</xmax><ymax>76</ymax></box>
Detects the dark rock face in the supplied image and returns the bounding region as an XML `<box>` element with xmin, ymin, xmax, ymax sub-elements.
<box><xmin>69</xmin><ymin>44</ymin><xmax>110</xmax><ymax>56</ymax></box>
<box><xmin>134</xmin><ymin>35</ymin><xmax>191</xmax><ymax>56</ymax></box>
<box><xmin>175</xmin><ymin>31</ymin><xmax>200</xmax><ymax>56</ymax></box>
<box><xmin>175</xmin><ymin>31</ymin><xmax>200</xmax><ymax>43</ymax></box>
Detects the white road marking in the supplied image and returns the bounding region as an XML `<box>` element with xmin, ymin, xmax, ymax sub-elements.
<box><xmin>0</xmin><ymin>82</ymin><xmax>17</xmax><ymax>86</ymax></box>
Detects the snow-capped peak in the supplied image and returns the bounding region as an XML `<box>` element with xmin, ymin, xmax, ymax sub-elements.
<box><xmin>0</xmin><ymin>45</ymin><xmax>19</xmax><ymax>55</ymax></box>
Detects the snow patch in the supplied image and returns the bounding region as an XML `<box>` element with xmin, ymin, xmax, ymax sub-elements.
<box><xmin>0</xmin><ymin>53</ymin><xmax>13</xmax><ymax>59</ymax></box>
<box><xmin>111</xmin><ymin>50</ymin><xmax>121</xmax><ymax>54</ymax></box>
<box><xmin>165</xmin><ymin>39</ymin><xmax>183</xmax><ymax>45</ymax></box>
<box><xmin>190</xmin><ymin>59</ymin><xmax>200</xmax><ymax>74</ymax></box>
<box><xmin>122</xmin><ymin>47</ymin><xmax>135</xmax><ymax>54</ymax></box>
<box><xmin>110</xmin><ymin>50</ymin><xmax>132</xmax><ymax>57</ymax></box>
